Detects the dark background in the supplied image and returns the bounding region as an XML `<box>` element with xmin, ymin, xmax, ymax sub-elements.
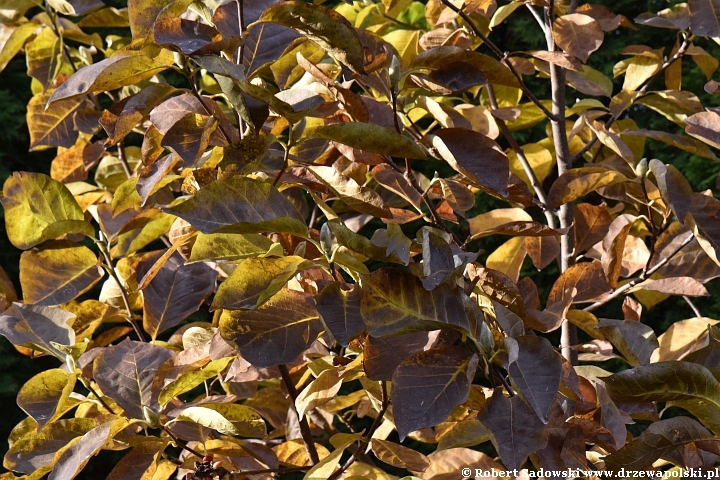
<box><xmin>2</xmin><ymin>0</ymin><xmax>720</xmax><ymax>476</ymax></box>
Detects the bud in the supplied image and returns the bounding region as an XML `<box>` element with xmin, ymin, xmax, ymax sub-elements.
<box><xmin>634</xmin><ymin>158</ymin><xmax>648</xmax><ymax>178</ymax></box>
<box><xmin>142</xmin><ymin>406</ymin><xmax>160</xmax><ymax>428</ymax></box>
<box><xmin>389</xmin><ymin>54</ymin><xmax>402</xmax><ymax>87</ymax></box>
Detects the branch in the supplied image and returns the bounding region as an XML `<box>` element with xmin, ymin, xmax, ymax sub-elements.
<box><xmin>327</xmin><ymin>382</ymin><xmax>389</xmax><ymax>480</ymax></box>
<box><xmin>583</xmin><ymin>232</ymin><xmax>694</xmax><ymax>312</ymax></box>
<box><xmin>438</xmin><ymin>0</ymin><xmax>558</xmax><ymax>122</ymax></box>
<box><xmin>79</xmin><ymin>377</ymin><xmax>116</xmax><ymax>415</ymax></box>
<box><xmin>117</xmin><ymin>140</ymin><xmax>132</xmax><ymax>179</ymax></box>
<box><xmin>570</xmin><ymin>33</ymin><xmax>692</xmax><ymax>163</ymax></box>
<box><xmin>279</xmin><ymin>364</ymin><xmax>320</xmax><ymax>465</ymax></box>
<box><xmin>94</xmin><ymin>235</ymin><xmax>146</xmax><ymax>342</ymax></box>
<box><xmin>164</xmin><ymin>427</ymin><xmax>205</xmax><ymax>459</ymax></box>
<box><xmin>486</xmin><ymin>85</ymin><xmax>556</xmax><ymax>229</ymax></box>
<box><xmin>234</xmin><ymin>0</ymin><xmax>246</xmax><ymax>137</ymax></box>
<box><xmin>684</xmin><ymin>295</ymin><xmax>702</xmax><ymax>318</ymax></box>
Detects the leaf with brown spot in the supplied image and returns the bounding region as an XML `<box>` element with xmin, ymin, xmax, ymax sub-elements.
<box><xmin>631</xmin><ymin>277</ymin><xmax>709</xmax><ymax>297</ymax></box>
<box><xmin>548</xmin><ymin>262</ymin><xmax>612</xmax><ymax>305</ymax></box>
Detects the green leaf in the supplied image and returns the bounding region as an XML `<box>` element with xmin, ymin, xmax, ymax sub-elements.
<box><xmin>137</xmin><ymin>251</ymin><xmax>217</xmax><ymax>339</ymax></box>
<box><xmin>219</xmin><ymin>288</ymin><xmax>322</xmax><ymax>368</ymax></box>
<box><xmin>308</xmin><ymin>165</ymin><xmax>392</xmax><ymax>218</ymax></box>
<box><xmin>604</xmin><ymin>361</ymin><xmax>720</xmax><ymax>434</ymax></box>
<box><xmin>159</xmin><ymin>357</ymin><xmax>233</xmax><ymax>406</ymax></box>
<box><xmin>93</xmin><ymin>339</ymin><xmax>174</xmax><ymax>420</ymax></box>
<box><xmin>17</xmin><ymin>369</ymin><xmax>77</xmax><ymax>428</ymax></box>
<box><xmin>48</xmin><ymin>54</ymin><xmax>169</xmax><ymax>104</ymax></box>
<box><xmin>111</xmin><ymin>209</ymin><xmax>176</xmax><ymax>258</ymax></box>
<box><xmin>307</xmin><ymin>123</ymin><xmax>426</xmax><ymax>160</ymax></box>
<box><xmin>0</xmin><ymin>303</ymin><xmax>75</xmax><ymax>359</ymax></box>
<box><xmin>604</xmin><ymin>417</ymin><xmax>713</xmax><ymax>471</ymax></box>
<box><xmin>213</xmin><ymin>256</ymin><xmax>313</xmax><ymax>310</ymax></box>
<box><xmin>1</xmin><ymin>172</ymin><xmax>94</xmax><ymax>250</ymax></box>
<box><xmin>360</xmin><ymin>268</ymin><xmax>469</xmax><ymax>337</ymax></box>
<box><xmin>188</xmin><ymin>233</ymin><xmax>274</xmax><ymax>263</ymax></box>
<box><xmin>256</xmin><ymin>1</ymin><xmax>365</xmax><ymax>74</ymax></box>
<box><xmin>392</xmin><ymin>345</ymin><xmax>478</xmax><ymax>440</ymax></box>
<box><xmin>504</xmin><ymin>336</ymin><xmax>562</xmax><ymax>422</ymax></box>
<box><xmin>316</xmin><ymin>282</ymin><xmax>365</xmax><ymax>347</ymax></box>
<box><xmin>20</xmin><ymin>241</ymin><xmax>103</xmax><ymax>306</ymax></box>
<box><xmin>164</xmin><ymin>177</ymin><xmax>308</xmax><ymax>237</ymax></box>
<box><xmin>200</xmin><ymin>403</ymin><xmax>266</xmax><ymax>438</ymax></box>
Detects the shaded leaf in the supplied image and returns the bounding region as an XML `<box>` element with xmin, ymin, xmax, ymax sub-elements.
<box><xmin>219</xmin><ymin>288</ymin><xmax>322</xmax><ymax>368</ymax></box>
<box><xmin>20</xmin><ymin>241</ymin><xmax>102</xmax><ymax>306</ymax></box>
<box><xmin>363</xmin><ymin>331</ymin><xmax>437</xmax><ymax>381</ymax></box>
<box><xmin>477</xmin><ymin>388</ymin><xmax>548</xmax><ymax>471</ymax></box>
<box><xmin>0</xmin><ymin>303</ymin><xmax>75</xmax><ymax>359</ymax></box>
<box><xmin>308</xmin><ymin>123</ymin><xmax>426</xmax><ymax>160</ymax></box>
<box><xmin>164</xmin><ymin>177</ymin><xmax>307</xmax><ymax>237</ymax></box>
<box><xmin>360</xmin><ymin>268</ymin><xmax>468</xmax><ymax>337</ymax></box>
<box><xmin>315</xmin><ymin>282</ymin><xmax>365</xmax><ymax>347</ymax></box>
<box><xmin>689</xmin><ymin>0</ymin><xmax>720</xmax><ymax>37</ymax></box>
<box><xmin>597</xmin><ymin>318</ymin><xmax>658</xmax><ymax>366</ymax></box>
<box><xmin>1</xmin><ymin>172</ymin><xmax>94</xmax><ymax>250</ymax></box>
<box><xmin>504</xmin><ymin>336</ymin><xmax>562</xmax><ymax>422</ymax></box>
<box><xmin>392</xmin><ymin>345</ymin><xmax>478</xmax><ymax>440</ymax></box>
<box><xmin>431</xmin><ymin>128</ymin><xmax>509</xmax><ymax>197</ymax></box>
<box><xmin>93</xmin><ymin>339</ymin><xmax>174</xmax><ymax>420</ymax></box>
<box><xmin>107</xmin><ymin>441</ymin><xmax>166</xmax><ymax>480</ymax></box>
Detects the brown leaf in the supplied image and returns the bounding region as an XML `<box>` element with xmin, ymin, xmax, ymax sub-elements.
<box><xmin>597</xmin><ymin>318</ymin><xmax>658</xmax><ymax>366</ymax></box>
<box><xmin>100</xmin><ymin>84</ymin><xmax>175</xmax><ymax>145</ymax></box>
<box><xmin>689</xmin><ymin>0</ymin><xmax>720</xmax><ymax>37</ymax></box>
<box><xmin>155</xmin><ymin>18</ymin><xmax>237</xmax><ymax>55</ymax></box>
<box><xmin>601</xmin><ymin>215</ymin><xmax>635</xmax><ymax>288</ymax></box>
<box><xmin>363</xmin><ymin>331</ymin><xmax>437</xmax><ymax>381</ymax></box>
<box><xmin>548</xmin><ymin>262</ymin><xmax>612</xmax><ymax>305</ymax></box>
<box><xmin>553</xmin><ymin>14</ymin><xmax>604</xmax><ymax>63</ymax></box>
<box><xmin>371</xmin><ymin>439</ymin><xmax>430</xmax><ymax>472</ymax></box>
<box><xmin>525</xmin><ymin>50</ymin><xmax>582</xmax><ymax>71</ymax></box>
<box><xmin>686</xmin><ymin>110</ymin><xmax>720</xmax><ymax>150</ymax></box>
<box><xmin>525</xmin><ymin>236</ymin><xmax>560</xmax><ymax>270</ymax></box>
<box><xmin>315</xmin><ymin>282</ymin><xmax>365</xmax><ymax>347</ymax></box>
<box><xmin>632</xmin><ymin>277</ymin><xmax>709</xmax><ymax>297</ymax></box>
<box><xmin>622</xmin><ymin>296</ymin><xmax>642</xmax><ymax>321</ymax></box>
<box><xmin>597</xmin><ymin>383</ymin><xmax>628</xmax><ymax>451</ymax></box>
<box><xmin>547</xmin><ymin>167</ymin><xmax>629</xmax><ymax>208</ymax></box>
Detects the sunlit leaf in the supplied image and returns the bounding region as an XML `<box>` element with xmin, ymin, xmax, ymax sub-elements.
<box><xmin>553</xmin><ymin>14</ymin><xmax>604</xmax><ymax>63</ymax></box>
<box><xmin>371</xmin><ymin>439</ymin><xmax>430</xmax><ymax>472</ymax></box>
<box><xmin>295</xmin><ymin>367</ymin><xmax>342</xmax><ymax>419</ymax></box>
<box><xmin>17</xmin><ymin>369</ymin><xmax>77</xmax><ymax>428</ymax></box>
<box><xmin>0</xmin><ymin>303</ymin><xmax>75</xmax><ymax>359</ymax></box>
<box><xmin>308</xmin><ymin>123</ymin><xmax>426</xmax><ymax>160</ymax></box>
<box><xmin>547</xmin><ymin>167</ymin><xmax>629</xmax><ymax>209</ymax></box>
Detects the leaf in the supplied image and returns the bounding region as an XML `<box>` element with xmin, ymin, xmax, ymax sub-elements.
<box><xmin>20</xmin><ymin>241</ymin><xmax>102</xmax><ymax>306</ymax></box>
<box><xmin>307</xmin><ymin>123</ymin><xmax>426</xmax><ymax>160</ymax></box>
<box><xmin>686</xmin><ymin>110</ymin><xmax>720</xmax><ymax>150</ymax></box>
<box><xmin>161</xmin><ymin>112</ymin><xmax>218</xmax><ymax>166</ymax></box>
<box><xmin>467</xmin><ymin>208</ymin><xmax>532</xmax><ymax>237</ymax></box>
<box><xmin>392</xmin><ymin>345</ymin><xmax>478</xmax><ymax>440</ymax></box>
<box><xmin>219</xmin><ymin>288</ymin><xmax>322</xmax><ymax>368</ymax></box>
<box><xmin>604</xmin><ymin>361</ymin><xmax>720</xmax><ymax>434</ymax></box>
<box><xmin>363</xmin><ymin>331</ymin><xmax>437</xmax><ymax>381</ymax></box>
<box><xmin>164</xmin><ymin>177</ymin><xmax>307</xmax><ymax>237</ymax></box>
<box><xmin>315</xmin><ymin>282</ymin><xmax>365</xmax><ymax>347</ymax></box>
<box><xmin>604</xmin><ymin>417</ymin><xmax>714</xmax><ymax>471</ymax></box>
<box><xmin>411</xmin><ymin>46</ymin><xmax>520</xmax><ymax>88</ymax></box>
<box><xmin>48</xmin><ymin>418</ymin><xmax>129</xmax><ymax>480</ymax></box>
<box><xmin>307</xmin><ymin>165</ymin><xmax>392</xmax><ymax>218</ymax></box>
<box><xmin>525</xmin><ymin>50</ymin><xmax>582</xmax><ymax>71</ymax></box>
<box><xmin>370</xmin><ymin>224</ymin><xmax>413</xmax><ymax>266</ymax></box>
<box><xmin>547</xmin><ymin>167</ymin><xmax>629</xmax><ymax>209</ymax></box>
<box><xmin>431</xmin><ymin>128</ymin><xmax>510</xmax><ymax>197</ymax></box>
<box><xmin>93</xmin><ymin>339</ymin><xmax>174</xmax><ymax>420</ymax></box>
<box><xmin>477</xmin><ymin>388</ymin><xmax>548</xmax><ymax>471</ymax></box>
<box><xmin>360</xmin><ymin>268</ymin><xmax>469</xmax><ymax>337</ymax></box>
<box><xmin>0</xmin><ymin>303</ymin><xmax>75</xmax><ymax>359</ymax></box>
<box><xmin>486</xmin><ymin>237</ymin><xmax>526</xmax><ymax>283</ymax></box>
<box><xmin>200</xmin><ymin>404</ymin><xmax>266</xmax><ymax>438</ymax></box>
<box><xmin>648</xmin><ymin>160</ymin><xmax>693</xmax><ymax>224</ymax></box>
<box><xmin>601</xmin><ymin>216</ymin><xmax>634</xmax><ymax>289</ymax></box>
<box><xmin>17</xmin><ymin>369</ymin><xmax>77</xmax><ymax>428</ymax></box>
<box><xmin>173</xmin><ymin>406</ymin><xmax>238</xmax><ymax>436</ymax></box>
<box><xmin>525</xmin><ymin>236</ymin><xmax>560</xmax><ymax>270</ymax></box>
<box><xmin>553</xmin><ymin>14</ymin><xmax>604</xmax><ymax>63</ymax></box>
<box><xmin>632</xmin><ymin>277</ymin><xmax>709</xmax><ymax>296</ymax></box>
<box><xmin>154</xmin><ymin>18</ymin><xmax>235</xmax><ymax>55</ymax></box>
<box><xmin>212</xmin><ymin>256</ymin><xmax>312</xmax><ymax>310</ymax></box>
<box><xmin>587</xmin><ymin>120</ymin><xmax>634</xmax><ymax>163</ymax></box>
<box><xmin>653</xmin><ymin>318</ymin><xmax>719</xmax><ymax>362</ymax></box>
<box><xmin>504</xmin><ymin>336</ymin><xmax>562</xmax><ymax>422</ymax></box>
<box><xmin>295</xmin><ymin>367</ymin><xmax>342</xmax><ymax>419</ymax></box>
<box><xmin>26</xmin><ymin>91</ymin><xmax>88</xmax><ymax>149</ymax></box>
<box><xmin>303</xmin><ymin>433</ymin><xmax>363</xmax><ymax>480</ymax></box>
<box><xmin>256</xmin><ymin>1</ymin><xmax>365</xmax><ymax>74</ymax></box>
<box><xmin>596</xmin><ymin>318</ymin><xmax>659</xmax><ymax>366</ymax></box>
<box><xmin>371</xmin><ymin>164</ymin><xmax>424</xmax><ymax>211</ymax></box>
<box><xmin>548</xmin><ymin>262</ymin><xmax>612</xmax><ymax>305</ymax></box>
<box><xmin>624</xmin><ymin>129</ymin><xmax>718</xmax><ymax>161</ymax></box>
<box><xmin>1</xmin><ymin>172</ymin><xmax>94</xmax><ymax>250</ymax></box>
<box><xmin>188</xmin><ymin>233</ymin><xmax>273</xmax><ymax>263</ymax></box>
<box><xmin>371</xmin><ymin>439</ymin><xmax>430</xmax><ymax>472</ymax></box>
<box><xmin>574</xmin><ymin>203</ymin><xmax>612</xmax><ymax>253</ymax></box>
<box><xmin>48</xmin><ymin>54</ymin><xmax>168</xmax><ymax>104</ymax></box>
<box><xmin>689</xmin><ymin>0</ymin><xmax>720</xmax><ymax>37</ymax></box>
<box><xmin>107</xmin><ymin>441</ymin><xmax>166</xmax><ymax>480</ymax></box>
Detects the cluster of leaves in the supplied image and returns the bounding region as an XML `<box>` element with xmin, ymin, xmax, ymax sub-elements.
<box><xmin>4</xmin><ymin>0</ymin><xmax>720</xmax><ymax>478</ymax></box>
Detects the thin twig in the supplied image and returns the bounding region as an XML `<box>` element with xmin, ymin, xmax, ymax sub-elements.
<box><xmin>438</xmin><ymin>0</ymin><xmax>558</xmax><ymax>121</ymax></box>
<box><xmin>486</xmin><ymin>85</ymin><xmax>556</xmax><ymax>228</ymax></box>
<box><xmin>117</xmin><ymin>140</ymin><xmax>132</xmax><ymax>179</ymax></box>
<box><xmin>570</xmin><ymin>33</ymin><xmax>692</xmax><ymax>163</ymax></box>
<box><xmin>94</xmin><ymin>235</ymin><xmax>146</xmax><ymax>342</ymax></box>
<box><xmin>683</xmin><ymin>296</ymin><xmax>702</xmax><ymax>318</ymax></box>
<box><xmin>279</xmin><ymin>364</ymin><xmax>320</xmax><ymax>465</ymax></box>
<box><xmin>235</xmin><ymin>466</ymin><xmax>311</xmax><ymax>475</ymax></box>
<box><xmin>234</xmin><ymin>0</ymin><xmax>246</xmax><ymax>138</ymax></box>
<box><xmin>164</xmin><ymin>427</ymin><xmax>205</xmax><ymax>459</ymax></box>
<box><xmin>80</xmin><ymin>378</ymin><xmax>116</xmax><ymax>415</ymax></box>
<box><xmin>273</xmin><ymin>125</ymin><xmax>294</xmax><ymax>187</ymax></box>
<box><xmin>327</xmin><ymin>382</ymin><xmax>389</xmax><ymax>480</ymax></box>
<box><xmin>188</xmin><ymin>66</ymin><xmax>234</xmax><ymax>144</ymax></box>
<box><xmin>583</xmin><ymin>233</ymin><xmax>694</xmax><ymax>312</ymax></box>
